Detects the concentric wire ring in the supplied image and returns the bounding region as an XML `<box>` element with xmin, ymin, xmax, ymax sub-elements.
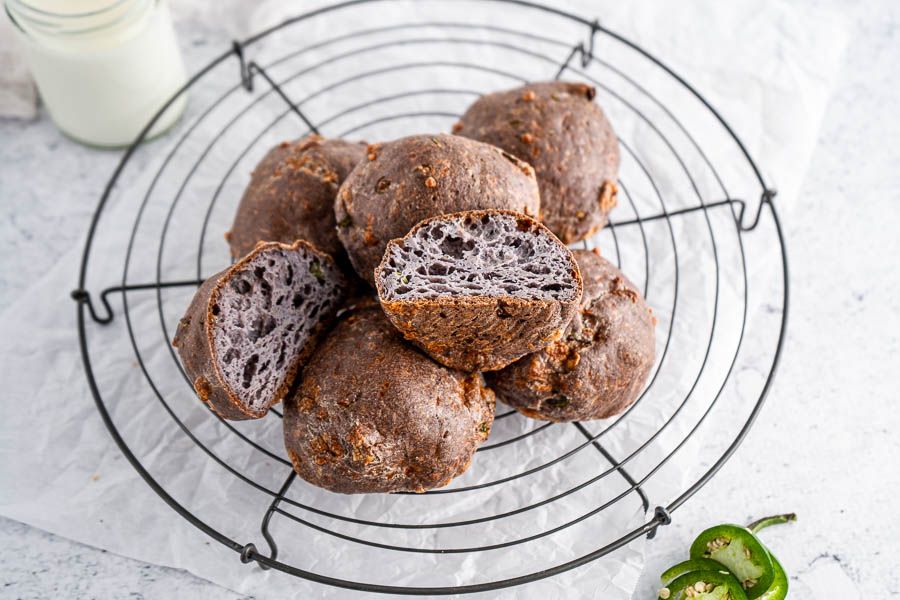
<box><xmin>74</xmin><ymin>1</ymin><xmax>788</xmax><ymax>594</ymax></box>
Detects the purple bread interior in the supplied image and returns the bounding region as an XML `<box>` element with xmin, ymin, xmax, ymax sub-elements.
<box><xmin>379</xmin><ymin>212</ymin><xmax>578</xmax><ymax>302</ymax></box>
<box><xmin>212</xmin><ymin>246</ymin><xmax>343</xmax><ymax>410</ymax></box>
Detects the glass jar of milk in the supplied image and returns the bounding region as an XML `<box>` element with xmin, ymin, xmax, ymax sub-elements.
<box><xmin>6</xmin><ymin>0</ymin><xmax>188</xmax><ymax>147</ymax></box>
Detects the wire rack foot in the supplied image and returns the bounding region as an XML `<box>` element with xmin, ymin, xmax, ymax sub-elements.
<box><xmin>71</xmin><ymin>280</ymin><xmax>203</xmax><ymax>325</ymax></box>
<box><xmin>256</xmin><ymin>471</ymin><xmax>298</xmax><ymax>570</ymax></box>
<box><xmin>233</xmin><ymin>41</ymin><xmax>322</xmax><ymax>135</ymax></box>
<box><xmin>554</xmin><ymin>18</ymin><xmax>600</xmax><ymax>79</ymax></box>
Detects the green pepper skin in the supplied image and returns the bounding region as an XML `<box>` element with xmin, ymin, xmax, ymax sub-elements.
<box><xmin>757</xmin><ymin>551</ymin><xmax>788</xmax><ymax>600</ymax></box>
<box><xmin>662</xmin><ymin>570</ymin><xmax>749</xmax><ymax>600</ymax></box>
<box><xmin>660</xmin><ymin>558</ymin><xmax>731</xmax><ymax>586</ymax></box>
<box><xmin>689</xmin><ymin>525</ymin><xmax>774</xmax><ymax>599</ymax></box>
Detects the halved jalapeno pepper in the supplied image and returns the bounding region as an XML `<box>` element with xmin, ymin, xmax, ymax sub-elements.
<box><xmin>658</xmin><ymin>569</ymin><xmax>748</xmax><ymax>600</ymax></box>
<box><xmin>689</xmin><ymin>525</ymin><xmax>774</xmax><ymax>599</ymax></box>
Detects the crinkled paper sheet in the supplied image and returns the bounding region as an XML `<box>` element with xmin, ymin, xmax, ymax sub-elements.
<box><xmin>0</xmin><ymin>1</ymin><xmax>845</xmax><ymax>598</ymax></box>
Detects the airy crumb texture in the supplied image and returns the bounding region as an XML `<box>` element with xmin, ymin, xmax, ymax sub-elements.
<box><xmin>379</xmin><ymin>210</ymin><xmax>580</xmax><ymax>302</ymax></box>
<box><xmin>174</xmin><ymin>241</ymin><xmax>346</xmax><ymax>420</ymax></box>
<box><xmin>455</xmin><ymin>81</ymin><xmax>620</xmax><ymax>244</ymax></box>
<box><xmin>488</xmin><ymin>249</ymin><xmax>655</xmax><ymax>422</ymax></box>
<box><xmin>212</xmin><ymin>247</ymin><xmax>344</xmax><ymax>410</ymax></box>
<box><xmin>283</xmin><ymin>304</ymin><xmax>495</xmax><ymax>494</ymax></box>
<box><xmin>376</xmin><ymin>210</ymin><xmax>583</xmax><ymax>372</ymax></box>
<box><xmin>335</xmin><ymin>133</ymin><xmax>540</xmax><ymax>286</ymax></box>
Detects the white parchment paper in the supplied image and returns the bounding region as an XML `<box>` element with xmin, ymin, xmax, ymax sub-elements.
<box><xmin>0</xmin><ymin>1</ymin><xmax>846</xmax><ymax>598</ymax></box>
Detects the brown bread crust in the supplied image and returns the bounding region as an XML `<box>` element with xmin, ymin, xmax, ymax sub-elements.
<box><xmin>487</xmin><ymin>249</ymin><xmax>655</xmax><ymax>421</ymax></box>
<box><xmin>334</xmin><ymin>134</ymin><xmax>540</xmax><ymax>286</ymax></box>
<box><xmin>284</xmin><ymin>304</ymin><xmax>495</xmax><ymax>493</ymax></box>
<box><xmin>172</xmin><ymin>240</ymin><xmax>344</xmax><ymax>421</ymax></box>
<box><xmin>375</xmin><ymin>210</ymin><xmax>583</xmax><ymax>372</ymax></box>
<box><xmin>454</xmin><ymin>81</ymin><xmax>620</xmax><ymax>244</ymax></box>
<box><xmin>227</xmin><ymin>135</ymin><xmax>366</xmax><ymax>260</ymax></box>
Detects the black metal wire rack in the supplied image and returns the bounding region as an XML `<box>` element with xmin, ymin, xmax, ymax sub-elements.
<box><xmin>71</xmin><ymin>0</ymin><xmax>789</xmax><ymax>595</ymax></box>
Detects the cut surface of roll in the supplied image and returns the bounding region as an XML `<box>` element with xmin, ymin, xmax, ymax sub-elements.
<box><xmin>174</xmin><ymin>241</ymin><xmax>346</xmax><ymax>420</ymax></box>
<box><xmin>376</xmin><ymin>210</ymin><xmax>582</xmax><ymax>372</ymax></box>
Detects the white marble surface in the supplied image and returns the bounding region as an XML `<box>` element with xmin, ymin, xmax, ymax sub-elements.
<box><xmin>1</xmin><ymin>0</ymin><xmax>898</xmax><ymax>598</ymax></box>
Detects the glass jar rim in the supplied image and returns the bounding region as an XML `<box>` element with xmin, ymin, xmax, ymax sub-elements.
<box><xmin>5</xmin><ymin>0</ymin><xmax>150</xmax><ymax>36</ymax></box>
<box><xmin>8</xmin><ymin>0</ymin><xmax>131</xmax><ymax>19</ymax></box>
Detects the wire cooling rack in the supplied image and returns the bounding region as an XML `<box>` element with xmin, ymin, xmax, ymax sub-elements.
<box><xmin>71</xmin><ymin>0</ymin><xmax>789</xmax><ymax>595</ymax></box>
